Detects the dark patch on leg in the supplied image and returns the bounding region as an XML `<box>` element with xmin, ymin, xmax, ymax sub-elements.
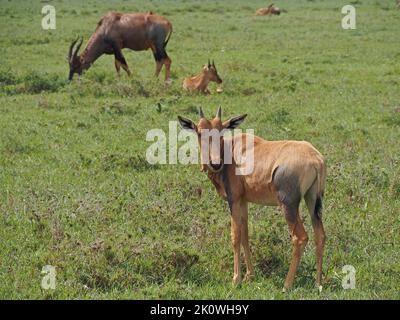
<box><xmin>221</xmin><ymin>165</ymin><xmax>234</xmax><ymax>214</ymax></box>
<box><xmin>114</xmin><ymin>50</ymin><xmax>127</xmax><ymax>66</ymax></box>
<box><xmin>114</xmin><ymin>59</ymin><xmax>121</xmax><ymax>75</ymax></box>
<box><xmin>314</xmin><ymin>196</ymin><xmax>323</xmax><ymax>220</ymax></box>
<box><xmin>281</xmin><ymin>198</ymin><xmax>300</xmax><ymax>224</ymax></box>
<box><xmin>105</xmin><ymin>38</ymin><xmax>128</xmax><ymax>66</ymax></box>
<box><xmin>153</xmin><ymin>47</ymin><xmax>168</xmax><ymax>62</ymax></box>
<box><xmin>273</xmin><ymin>166</ymin><xmax>301</xmax><ymax>224</ymax></box>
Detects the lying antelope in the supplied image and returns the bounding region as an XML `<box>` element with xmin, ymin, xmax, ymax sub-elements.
<box><xmin>256</xmin><ymin>3</ymin><xmax>282</xmax><ymax>16</ymax></box>
<box><xmin>183</xmin><ymin>60</ymin><xmax>222</xmax><ymax>94</ymax></box>
<box><xmin>178</xmin><ymin>107</ymin><xmax>327</xmax><ymax>290</ymax></box>
<box><xmin>68</xmin><ymin>11</ymin><xmax>172</xmax><ymax>81</ymax></box>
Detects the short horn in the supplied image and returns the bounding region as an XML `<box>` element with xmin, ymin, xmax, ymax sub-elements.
<box><xmin>199</xmin><ymin>106</ymin><xmax>205</xmax><ymax>119</ymax></box>
<box><xmin>212</xmin><ymin>60</ymin><xmax>215</xmax><ymax>66</ymax></box>
<box><xmin>208</xmin><ymin>59</ymin><xmax>211</xmax><ymax>67</ymax></box>
<box><xmin>216</xmin><ymin>106</ymin><xmax>222</xmax><ymax>119</ymax></box>
<box><xmin>73</xmin><ymin>36</ymin><xmax>83</xmax><ymax>59</ymax></box>
<box><xmin>69</xmin><ymin>36</ymin><xmax>79</xmax><ymax>62</ymax></box>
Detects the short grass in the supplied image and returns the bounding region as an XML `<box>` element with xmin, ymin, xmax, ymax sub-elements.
<box><xmin>0</xmin><ymin>0</ymin><xmax>399</xmax><ymax>299</ymax></box>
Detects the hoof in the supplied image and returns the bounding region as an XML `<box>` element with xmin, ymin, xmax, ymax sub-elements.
<box><xmin>243</xmin><ymin>273</ymin><xmax>254</xmax><ymax>282</ymax></box>
<box><xmin>232</xmin><ymin>276</ymin><xmax>241</xmax><ymax>287</ymax></box>
<box><xmin>282</xmin><ymin>283</ymin><xmax>292</xmax><ymax>293</ymax></box>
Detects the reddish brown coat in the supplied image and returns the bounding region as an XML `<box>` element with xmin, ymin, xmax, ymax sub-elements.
<box><xmin>68</xmin><ymin>12</ymin><xmax>172</xmax><ymax>81</ymax></box>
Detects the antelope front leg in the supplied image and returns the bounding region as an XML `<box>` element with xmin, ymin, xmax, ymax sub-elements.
<box><xmin>114</xmin><ymin>59</ymin><xmax>121</xmax><ymax>76</ymax></box>
<box><xmin>230</xmin><ymin>202</ymin><xmax>242</xmax><ymax>286</ymax></box>
<box><xmin>203</xmin><ymin>87</ymin><xmax>211</xmax><ymax>95</ymax></box>
<box><xmin>241</xmin><ymin>202</ymin><xmax>254</xmax><ymax>281</ymax></box>
<box><xmin>113</xmin><ymin>47</ymin><xmax>131</xmax><ymax>76</ymax></box>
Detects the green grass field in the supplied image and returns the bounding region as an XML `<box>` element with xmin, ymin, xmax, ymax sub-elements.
<box><xmin>0</xmin><ymin>0</ymin><xmax>399</xmax><ymax>299</ymax></box>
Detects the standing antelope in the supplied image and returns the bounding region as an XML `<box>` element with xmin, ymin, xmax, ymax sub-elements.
<box><xmin>183</xmin><ymin>60</ymin><xmax>222</xmax><ymax>94</ymax></box>
<box><xmin>256</xmin><ymin>3</ymin><xmax>282</xmax><ymax>16</ymax></box>
<box><xmin>178</xmin><ymin>107</ymin><xmax>327</xmax><ymax>290</ymax></box>
<box><xmin>68</xmin><ymin>12</ymin><xmax>172</xmax><ymax>81</ymax></box>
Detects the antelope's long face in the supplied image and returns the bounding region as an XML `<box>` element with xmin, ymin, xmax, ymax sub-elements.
<box><xmin>68</xmin><ymin>56</ymin><xmax>83</xmax><ymax>80</ymax></box>
<box><xmin>68</xmin><ymin>37</ymin><xmax>83</xmax><ymax>80</ymax></box>
<box><xmin>197</xmin><ymin>116</ymin><xmax>225</xmax><ymax>172</ymax></box>
<box><xmin>178</xmin><ymin>107</ymin><xmax>247</xmax><ymax>173</ymax></box>
<box><xmin>204</xmin><ymin>60</ymin><xmax>223</xmax><ymax>84</ymax></box>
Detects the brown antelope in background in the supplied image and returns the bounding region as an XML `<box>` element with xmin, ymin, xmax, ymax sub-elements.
<box><xmin>178</xmin><ymin>107</ymin><xmax>327</xmax><ymax>290</ymax></box>
<box><xmin>256</xmin><ymin>3</ymin><xmax>282</xmax><ymax>16</ymax></box>
<box><xmin>68</xmin><ymin>12</ymin><xmax>172</xmax><ymax>81</ymax></box>
<box><xmin>183</xmin><ymin>60</ymin><xmax>222</xmax><ymax>94</ymax></box>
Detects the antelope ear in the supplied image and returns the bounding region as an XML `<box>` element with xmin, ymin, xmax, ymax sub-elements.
<box><xmin>223</xmin><ymin>114</ymin><xmax>247</xmax><ymax>129</ymax></box>
<box><xmin>178</xmin><ymin>116</ymin><xmax>197</xmax><ymax>132</ymax></box>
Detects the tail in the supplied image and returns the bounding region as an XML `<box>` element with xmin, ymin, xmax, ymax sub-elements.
<box><xmin>164</xmin><ymin>25</ymin><xmax>173</xmax><ymax>48</ymax></box>
<box><xmin>314</xmin><ymin>158</ymin><xmax>326</xmax><ymax>219</ymax></box>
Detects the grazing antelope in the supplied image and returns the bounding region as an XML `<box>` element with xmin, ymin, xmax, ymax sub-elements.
<box><xmin>68</xmin><ymin>11</ymin><xmax>172</xmax><ymax>81</ymax></box>
<box><xmin>256</xmin><ymin>3</ymin><xmax>282</xmax><ymax>16</ymax></box>
<box><xmin>178</xmin><ymin>107</ymin><xmax>327</xmax><ymax>290</ymax></box>
<box><xmin>183</xmin><ymin>60</ymin><xmax>222</xmax><ymax>94</ymax></box>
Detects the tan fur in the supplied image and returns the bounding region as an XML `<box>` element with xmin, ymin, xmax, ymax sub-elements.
<box><xmin>183</xmin><ymin>62</ymin><xmax>222</xmax><ymax>94</ymax></box>
<box><xmin>178</xmin><ymin>108</ymin><xmax>327</xmax><ymax>290</ymax></box>
<box><xmin>201</xmin><ymin>133</ymin><xmax>325</xmax><ymax>206</ymax></box>
<box><xmin>256</xmin><ymin>4</ymin><xmax>281</xmax><ymax>16</ymax></box>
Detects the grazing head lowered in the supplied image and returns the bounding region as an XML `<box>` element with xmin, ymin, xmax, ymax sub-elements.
<box><xmin>182</xmin><ymin>60</ymin><xmax>223</xmax><ymax>94</ymax></box>
<box><xmin>178</xmin><ymin>106</ymin><xmax>327</xmax><ymax>291</ymax></box>
<box><xmin>67</xmin><ymin>12</ymin><xmax>173</xmax><ymax>81</ymax></box>
<box><xmin>68</xmin><ymin>36</ymin><xmax>84</xmax><ymax>80</ymax></box>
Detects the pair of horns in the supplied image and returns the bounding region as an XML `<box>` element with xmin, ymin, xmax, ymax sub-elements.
<box><xmin>207</xmin><ymin>59</ymin><xmax>215</xmax><ymax>67</ymax></box>
<box><xmin>69</xmin><ymin>36</ymin><xmax>83</xmax><ymax>63</ymax></box>
<box><xmin>198</xmin><ymin>106</ymin><xmax>222</xmax><ymax>119</ymax></box>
